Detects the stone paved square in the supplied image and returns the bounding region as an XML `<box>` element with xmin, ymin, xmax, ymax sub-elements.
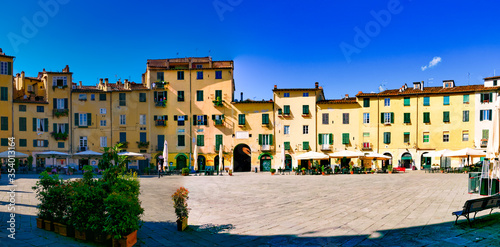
<box><xmin>1</xmin><ymin>171</ymin><xmax>499</xmax><ymax>246</ymax></box>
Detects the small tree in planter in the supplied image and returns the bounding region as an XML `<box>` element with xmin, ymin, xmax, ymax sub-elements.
<box><xmin>172</xmin><ymin>187</ymin><xmax>190</xmax><ymax>231</ymax></box>
<box><xmin>32</xmin><ymin>171</ymin><xmax>61</xmax><ymax>230</ymax></box>
<box><xmin>270</xmin><ymin>168</ymin><xmax>276</xmax><ymax>175</ymax></box>
<box><xmin>181</xmin><ymin>167</ymin><xmax>190</xmax><ymax>176</ymax></box>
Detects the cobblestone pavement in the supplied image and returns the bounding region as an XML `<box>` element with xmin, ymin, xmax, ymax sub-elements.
<box><xmin>1</xmin><ymin>171</ymin><xmax>499</xmax><ymax>246</ymax></box>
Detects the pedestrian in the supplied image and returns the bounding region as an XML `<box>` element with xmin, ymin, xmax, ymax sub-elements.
<box><xmin>158</xmin><ymin>163</ymin><xmax>162</xmax><ymax>178</ymax></box>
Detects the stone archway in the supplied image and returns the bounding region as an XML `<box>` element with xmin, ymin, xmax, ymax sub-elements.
<box><xmin>198</xmin><ymin>155</ymin><xmax>206</xmax><ymax>171</ymax></box>
<box><xmin>176</xmin><ymin>154</ymin><xmax>187</xmax><ymax>170</ymax></box>
<box><xmin>233</xmin><ymin>144</ymin><xmax>251</xmax><ymax>172</ymax></box>
<box><xmin>421</xmin><ymin>152</ymin><xmax>431</xmax><ymax>170</ymax></box>
<box><xmin>259</xmin><ymin>154</ymin><xmax>271</xmax><ymax>172</ymax></box>
<box><xmin>285</xmin><ymin>154</ymin><xmax>292</xmax><ymax>170</ymax></box>
<box><xmin>401</xmin><ymin>152</ymin><xmax>412</xmax><ymax>169</ymax></box>
<box><xmin>383</xmin><ymin>152</ymin><xmax>392</xmax><ymax>171</ymax></box>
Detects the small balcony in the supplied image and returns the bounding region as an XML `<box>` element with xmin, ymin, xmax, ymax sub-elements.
<box><xmin>361</xmin><ymin>142</ymin><xmax>372</xmax><ymax>150</ymax></box>
<box><xmin>481</xmin><ymin>139</ymin><xmax>488</xmax><ymax>148</ymax></box>
<box><xmin>155</xmin><ymin>101</ymin><xmax>167</xmax><ymax>107</ymax></box>
<box><xmin>214</xmin><ymin>119</ymin><xmax>224</xmax><ymax>126</ymax></box>
<box><xmin>261</xmin><ymin>145</ymin><xmax>271</xmax><ymax>151</ymax></box>
<box><xmin>155</xmin><ymin>120</ymin><xmax>167</xmax><ymax>127</ymax></box>
<box><xmin>53</xmin><ymin>108</ymin><xmax>69</xmax><ymax>118</ymax></box>
<box><xmin>153</xmin><ymin>81</ymin><xmax>168</xmax><ymax>89</ymax></box>
<box><xmin>51</xmin><ymin>132</ymin><xmax>68</xmax><ymax>141</ymax></box>
<box><xmin>213</xmin><ymin>97</ymin><xmax>223</xmax><ymax>107</ymax></box>
<box><xmin>77</xmin><ymin>146</ymin><xmax>88</xmax><ymax>152</ymax></box>
<box><xmin>137</xmin><ymin>141</ymin><xmax>149</xmax><ymax>149</ymax></box>
<box><xmin>320</xmin><ymin>144</ymin><xmax>331</xmax><ymax>151</ymax></box>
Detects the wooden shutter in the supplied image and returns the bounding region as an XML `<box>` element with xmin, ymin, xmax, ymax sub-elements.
<box><xmin>269</xmin><ymin>134</ymin><xmax>273</xmax><ymax>145</ymax></box>
<box><xmin>33</xmin><ymin>118</ymin><xmax>37</xmax><ymax>131</ymax></box>
<box><xmin>53</xmin><ymin>98</ymin><xmax>57</xmax><ymax>109</ymax></box>
<box><xmin>53</xmin><ymin>123</ymin><xmax>57</xmax><ymax>132</ymax></box>
<box><xmin>33</xmin><ymin>140</ymin><xmax>37</xmax><ymax>147</ymax></box>
<box><xmin>193</xmin><ymin>115</ymin><xmax>197</xmax><ymax>126</ymax></box>
<box><xmin>44</xmin><ymin>119</ymin><xmax>48</xmax><ymax>132</ymax></box>
<box><xmin>44</xmin><ymin>140</ymin><xmax>48</xmax><ymax>147</ymax></box>
<box><xmin>391</xmin><ymin>113</ymin><xmax>394</xmax><ymax>123</ymax></box>
<box><xmin>318</xmin><ymin>134</ymin><xmax>323</xmax><ymax>144</ymax></box>
<box><xmin>381</xmin><ymin>113</ymin><xmax>384</xmax><ymax>124</ymax></box>
<box><xmin>258</xmin><ymin>134</ymin><xmax>262</xmax><ymax>145</ymax></box>
<box><xmin>75</xmin><ymin>113</ymin><xmax>79</xmax><ymax>126</ymax></box>
<box><xmin>204</xmin><ymin>115</ymin><xmax>208</xmax><ymax>126</ymax></box>
<box><xmin>87</xmin><ymin>113</ymin><xmax>92</xmax><ymax>126</ymax></box>
<box><xmin>65</xmin><ymin>124</ymin><xmax>69</xmax><ymax>134</ymax></box>
<box><xmin>480</xmin><ymin>110</ymin><xmax>483</xmax><ymax>121</ymax></box>
<box><xmin>7</xmin><ymin>62</ymin><xmax>12</xmax><ymax>75</ymax></box>
<box><xmin>329</xmin><ymin>134</ymin><xmax>333</xmax><ymax>145</ymax></box>
<box><xmin>64</xmin><ymin>98</ymin><xmax>68</xmax><ymax>109</ymax></box>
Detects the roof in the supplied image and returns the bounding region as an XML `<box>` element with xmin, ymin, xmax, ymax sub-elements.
<box><xmin>0</xmin><ymin>54</ymin><xmax>15</xmax><ymax>59</ymax></box>
<box><xmin>72</xmin><ymin>82</ymin><xmax>148</xmax><ymax>93</ymax></box>
<box><xmin>13</xmin><ymin>99</ymin><xmax>49</xmax><ymax>104</ymax></box>
<box><xmin>484</xmin><ymin>76</ymin><xmax>500</xmax><ymax>80</ymax></box>
<box><xmin>273</xmin><ymin>88</ymin><xmax>323</xmax><ymax>92</ymax></box>
<box><xmin>232</xmin><ymin>99</ymin><xmax>273</xmax><ymax>104</ymax></box>
<box><xmin>357</xmin><ymin>84</ymin><xmax>498</xmax><ymax>97</ymax></box>
<box><xmin>317</xmin><ymin>97</ymin><xmax>358</xmax><ymax>104</ymax></box>
<box><xmin>147</xmin><ymin>57</ymin><xmax>233</xmax><ymax>69</ymax></box>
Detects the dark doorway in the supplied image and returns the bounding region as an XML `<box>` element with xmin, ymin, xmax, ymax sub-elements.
<box><xmin>176</xmin><ymin>155</ymin><xmax>187</xmax><ymax>170</ymax></box>
<box><xmin>383</xmin><ymin>153</ymin><xmax>392</xmax><ymax>171</ymax></box>
<box><xmin>285</xmin><ymin>154</ymin><xmax>292</xmax><ymax>170</ymax></box>
<box><xmin>340</xmin><ymin>157</ymin><xmax>351</xmax><ymax>169</ymax></box>
<box><xmin>401</xmin><ymin>153</ymin><xmax>412</xmax><ymax>169</ymax></box>
<box><xmin>78</xmin><ymin>159</ymin><xmax>88</xmax><ymax>171</ymax></box>
<box><xmin>421</xmin><ymin>153</ymin><xmax>431</xmax><ymax>169</ymax></box>
<box><xmin>138</xmin><ymin>159</ymin><xmax>149</xmax><ymax>173</ymax></box>
<box><xmin>198</xmin><ymin>155</ymin><xmax>206</xmax><ymax>171</ymax></box>
<box><xmin>214</xmin><ymin>155</ymin><xmax>224</xmax><ymax>171</ymax></box>
<box><xmin>234</xmin><ymin>144</ymin><xmax>251</xmax><ymax>172</ymax></box>
<box><xmin>300</xmin><ymin>160</ymin><xmax>309</xmax><ymax>169</ymax></box>
<box><xmin>260</xmin><ymin>154</ymin><xmax>271</xmax><ymax>172</ymax></box>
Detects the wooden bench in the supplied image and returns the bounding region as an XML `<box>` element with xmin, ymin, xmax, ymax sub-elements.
<box><xmin>452</xmin><ymin>195</ymin><xmax>500</xmax><ymax>225</ymax></box>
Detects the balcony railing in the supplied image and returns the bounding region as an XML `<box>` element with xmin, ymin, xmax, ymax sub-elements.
<box><xmin>361</xmin><ymin>143</ymin><xmax>372</xmax><ymax>150</ymax></box>
<box><xmin>320</xmin><ymin>144</ymin><xmax>331</xmax><ymax>151</ymax></box>
<box><xmin>261</xmin><ymin>145</ymin><xmax>271</xmax><ymax>151</ymax></box>
<box><xmin>77</xmin><ymin>146</ymin><xmax>88</xmax><ymax>152</ymax></box>
<box><xmin>155</xmin><ymin>120</ymin><xmax>166</xmax><ymax>126</ymax></box>
<box><xmin>53</xmin><ymin>108</ymin><xmax>69</xmax><ymax>118</ymax></box>
<box><xmin>481</xmin><ymin>139</ymin><xmax>488</xmax><ymax>148</ymax></box>
<box><xmin>155</xmin><ymin>101</ymin><xmax>166</xmax><ymax>107</ymax></box>
<box><xmin>214</xmin><ymin>119</ymin><xmax>224</xmax><ymax>126</ymax></box>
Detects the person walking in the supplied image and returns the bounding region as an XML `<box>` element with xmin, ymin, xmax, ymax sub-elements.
<box><xmin>158</xmin><ymin>162</ymin><xmax>163</xmax><ymax>178</ymax></box>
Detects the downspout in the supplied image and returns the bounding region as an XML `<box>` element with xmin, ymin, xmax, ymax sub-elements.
<box><xmin>189</xmin><ymin>67</ymin><xmax>192</xmax><ymax>168</ymax></box>
<box><xmin>377</xmin><ymin>95</ymin><xmax>380</xmax><ymax>154</ymax></box>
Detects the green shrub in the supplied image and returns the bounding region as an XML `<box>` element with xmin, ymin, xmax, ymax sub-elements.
<box><xmin>181</xmin><ymin>167</ymin><xmax>190</xmax><ymax>175</ymax></box>
<box><xmin>270</xmin><ymin>168</ymin><xmax>276</xmax><ymax>173</ymax></box>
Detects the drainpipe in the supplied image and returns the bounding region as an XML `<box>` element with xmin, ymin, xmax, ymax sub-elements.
<box><xmin>377</xmin><ymin>95</ymin><xmax>380</xmax><ymax>154</ymax></box>
<box><xmin>189</xmin><ymin>66</ymin><xmax>192</xmax><ymax>169</ymax></box>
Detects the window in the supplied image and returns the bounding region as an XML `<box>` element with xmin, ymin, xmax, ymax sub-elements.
<box><xmin>0</xmin><ymin>61</ymin><xmax>12</xmax><ymax>75</ymax></box>
<box><xmin>139</xmin><ymin>132</ymin><xmax>146</xmax><ymax>143</ymax></box>
<box><xmin>303</xmin><ymin>92</ymin><xmax>309</xmax><ymax>97</ymax></box>
<box><xmin>284</xmin><ymin>93</ymin><xmax>290</xmax><ymax>97</ymax></box>
<box><xmin>384</xmin><ymin>98</ymin><xmax>390</xmax><ymax>106</ymax></box>
<box><xmin>178</xmin><ymin>91</ymin><xmax>184</xmax><ymax>102</ymax></box>
<box><xmin>318</xmin><ymin>133</ymin><xmax>333</xmax><ymax>145</ymax></box>
<box><xmin>443</xmin><ymin>131</ymin><xmax>450</xmax><ymax>142</ymax></box>
<box><xmin>303</xmin><ymin>142</ymin><xmax>310</xmax><ymax>150</ymax></box>
<box><xmin>100</xmin><ymin>120</ymin><xmax>106</xmax><ymax>127</ymax></box>
<box><xmin>284</xmin><ymin>142</ymin><xmax>290</xmax><ymax>150</ymax></box>
<box><xmin>33</xmin><ymin>118</ymin><xmax>47</xmax><ymax>132</ymax></box>
<box><xmin>258</xmin><ymin>134</ymin><xmax>273</xmax><ymax>146</ymax></box>
<box><xmin>322</xmin><ymin>113</ymin><xmax>329</xmax><ymax>125</ymax></box>
<box><xmin>262</xmin><ymin>114</ymin><xmax>269</xmax><ymax>125</ymax></box>
<box><xmin>463</xmin><ymin>95</ymin><xmax>469</xmax><ymax>104</ymax></box>
<box><xmin>404</xmin><ymin>97</ymin><xmax>410</xmax><ymax>106</ymax></box>
<box><xmin>284</xmin><ymin>125</ymin><xmax>290</xmax><ymax>135</ymax></box>
<box><xmin>363</xmin><ymin>113</ymin><xmax>370</xmax><ymax>124</ymax></box>
<box><xmin>99</xmin><ymin>93</ymin><xmax>106</xmax><ymax>101</ymax></box>
<box><xmin>423</xmin><ymin>112</ymin><xmax>430</xmax><ymax>123</ymax></box>
<box><xmin>494</xmin><ymin>80</ymin><xmax>498</xmax><ymax>86</ymax></box>
<box><xmin>90</xmin><ymin>94</ymin><xmax>95</xmax><ymax>101</ymax></box>
<box><xmin>119</xmin><ymin>132</ymin><xmax>126</xmax><ymax>143</ymax></box>
<box><xmin>423</xmin><ymin>97</ymin><xmax>430</xmax><ymax>106</ymax></box>
<box><xmin>404</xmin><ymin>113</ymin><xmax>411</xmax><ymax>123</ymax></box>
<box><xmin>140</xmin><ymin>114</ymin><xmax>146</xmax><ymax>125</ymax></box>
<box><xmin>1</xmin><ymin>117</ymin><xmax>8</xmax><ymax>131</ymax></box>
<box><xmin>156</xmin><ymin>135</ymin><xmax>164</xmax><ymax>151</ymax></box>
<box><xmin>139</xmin><ymin>93</ymin><xmax>146</xmax><ymax>102</ymax></box>
<box><xmin>177</xmin><ymin>135</ymin><xmax>185</xmax><ymax>147</ymax></box>
<box><xmin>176</xmin><ymin>115</ymin><xmax>186</xmax><ymax>126</ymax></box>
<box><xmin>423</xmin><ymin>132</ymin><xmax>429</xmax><ymax>143</ymax></box>
<box><xmin>483</xmin><ymin>129</ymin><xmax>489</xmax><ymax>140</ymax></box>
<box><xmin>37</xmin><ymin>106</ymin><xmax>44</xmax><ymax>112</ymax></box>
<box><xmin>120</xmin><ymin>115</ymin><xmax>126</xmax><ymax>125</ymax></box>
<box><xmin>342</xmin><ymin>133</ymin><xmax>350</xmax><ymax>145</ymax></box>
<box><xmin>52</xmin><ymin>76</ymin><xmax>67</xmax><ymax>87</ymax></box>
<box><xmin>157</xmin><ymin>72</ymin><xmax>164</xmax><ymax>82</ymax></box>
<box><xmin>480</xmin><ymin>109</ymin><xmax>492</xmax><ymax>121</ymax></box>
<box><xmin>343</xmin><ymin>113</ymin><xmax>349</xmax><ymax>124</ymax></box>
<box><xmin>283</xmin><ymin>105</ymin><xmax>290</xmax><ymax>115</ymax></box>
<box><xmin>100</xmin><ymin>136</ymin><xmax>107</xmax><ymax>147</ymax></box>
<box><xmin>462</xmin><ymin>131</ymin><xmax>469</xmax><ymax>142</ymax></box>
<box><xmin>79</xmin><ymin>114</ymin><xmax>88</xmax><ymax>126</ymax></box>
<box><xmin>383</xmin><ymin>132</ymin><xmax>391</xmax><ymax>144</ymax></box>
<box><xmin>177</xmin><ymin>71</ymin><xmax>184</xmax><ymax>80</ymax></box>
<box><xmin>56</xmin><ymin>99</ymin><xmax>65</xmax><ymax>109</ymax></box>
<box><xmin>119</xmin><ymin>93</ymin><xmax>126</xmax><ymax>106</ymax></box>
<box><xmin>463</xmin><ymin>110</ymin><xmax>469</xmax><ymax>122</ymax></box>
<box><xmin>1</xmin><ymin>138</ymin><xmax>8</xmax><ymax>146</ymax></box>
<box><xmin>363</xmin><ymin>132</ymin><xmax>370</xmax><ymax>137</ymax></box>
<box><xmin>80</xmin><ymin>136</ymin><xmax>88</xmax><ymax>149</ymax></box>
<box><xmin>79</xmin><ymin>94</ymin><xmax>87</xmax><ymax>101</ymax></box>
<box><xmin>19</xmin><ymin>139</ymin><xmax>27</xmax><ymax>147</ymax></box>
<box><xmin>54</xmin><ymin>123</ymin><xmax>67</xmax><ymax>134</ymax></box>
<box><xmin>196</xmin><ymin>90</ymin><xmax>203</xmax><ymax>101</ymax></box>
<box><xmin>197</xmin><ymin>71</ymin><xmax>203</xmax><ymax>80</ymax></box>
<box><xmin>363</xmin><ymin>98</ymin><xmax>370</xmax><ymax>107</ymax></box>
<box><xmin>215</xmin><ymin>71</ymin><xmax>222</xmax><ymax>79</ymax></box>
<box><xmin>302</xmin><ymin>105</ymin><xmax>309</xmax><ymax>115</ymax></box>
<box><xmin>404</xmin><ymin>132</ymin><xmax>410</xmax><ymax>143</ymax></box>
<box><xmin>19</xmin><ymin>105</ymin><xmax>26</xmax><ymax>112</ymax></box>
<box><xmin>443</xmin><ymin>111</ymin><xmax>450</xmax><ymax>123</ymax></box>
<box><xmin>196</xmin><ymin>64</ymin><xmax>203</xmax><ymax>69</ymax></box>
<box><xmin>382</xmin><ymin>112</ymin><xmax>394</xmax><ymax>124</ymax></box>
<box><xmin>238</xmin><ymin>114</ymin><xmax>245</xmax><ymax>125</ymax></box>
<box><xmin>303</xmin><ymin>125</ymin><xmax>308</xmax><ymax>134</ymax></box>
<box><xmin>481</xmin><ymin>93</ymin><xmax>493</xmax><ymax>103</ymax></box>
<box><xmin>58</xmin><ymin>142</ymin><xmax>64</xmax><ymax>148</ymax></box>
<box><xmin>197</xmin><ymin>135</ymin><xmax>204</xmax><ymax>146</ymax></box>
<box><xmin>443</xmin><ymin>96</ymin><xmax>450</xmax><ymax>105</ymax></box>
<box><xmin>193</xmin><ymin>115</ymin><xmax>207</xmax><ymax>126</ymax></box>
<box><xmin>0</xmin><ymin>87</ymin><xmax>7</xmax><ymax>101</ymax></box>
<box><xmin>215</xmin><ymin>90</ymin><xmax>222</xmax><ymax>101</ymax></box>
<box><xmin>215</xmin><ymin>135</ymin><xmax>223</xmax><ymax>150</ymax></box>
<box><xmin>19</xmin><ymin>117</ymin><xmax>26</xmax><ymax>131</ymax></box>
<box><xmin>100</xmin><ymin>108</ymin><xmax>106</xmax><ymax>114</ymax></box>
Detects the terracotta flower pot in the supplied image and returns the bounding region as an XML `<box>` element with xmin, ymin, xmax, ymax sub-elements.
<box><xmin>350</xmin><ymin>171</ymin><xmax>353</xmax><ymax>174</ymax></box>
<box><xmin>322</xmin><ymin>172</ymin><xmax>325</xmax><ymax>175</ymax></box>
<box><xmin>388</xmin><ymin>171</ymin><xmax>392</xmax><ymax>174</ymax></box>
<box><xmin>53</xmin><ymin>222</ymin><xmax>60</xmax><ymax>234</ymax></box>
<box><xmin>177</xmin><ymin>218</ymin><xmax>188</xmax><ymax>231</ymax></box>
<box><xmin>112</xmin><ymin>230</ymin><xmax>137</xmax><ymax>247</ymax></box>
<box><xmin>74</xmin><ymin>229</ymin><xmax>87</xmax><ymax>240</ymax></box>
<box><xmin>58</xmin><ymin>223</ymin><xmax>74</xmax><ymax>237</ymax></box>
<box><xmin>271</xmin><ymin>172</ymin><xmax>275</xmax><ymax>175</ymax></box>
<box><xmin>36</xmin><ymin>218</ymin><xmax>44</xmax><ymax>229</ymax></box>
<box><xmin>44</xmin><ymin>220</ymin><xmax>54</xmax><ymax>231</ymax></box>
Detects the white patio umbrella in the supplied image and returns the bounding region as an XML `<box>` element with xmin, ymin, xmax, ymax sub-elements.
<box><xmin>219</xmin><ymin>144</ymin><xmax>223</xmax><ymax>173</ymax></box>
<box><xmin>73</xmin><ymin>150</ymin><xmax>103</xmax><ymax>157</ymax></box>
<box><xmin>361</xmin><ymin>152</ymin><xmax>391</xmax><ymax>160</ymax></box>
<box><xmin>486</xmin><ymin>97</ymin><xmax>500</xmax><ymax>194</ymax></box>
<box><xmin>37</xmin><ymin>151</ymin><xmax>70</xmax><ymax>167</ymax></box>
<box><xmin>423</xmin><ymin>149</ymin><xmax>452</xmax><ymax>157</ymax></box>
<box><xmin>329</xmin><ymin>150</ymin><xmax>364</xmax><ymax>158</ymax></box>
<box><xmin>281</xmin><ymin>144</ymin><xmax>285</xmax><ymax>169</ymax></box>
<box><xmin>295</xmin><ymin>151</ymin><xmax>329</xmax><ymax>160</ymax></box>
<box><xmin>0</xmin><ymin>151</ymin><xmax>29</xmax><ymax>158</ymax></box>
<box><xmin>193</xmin><ymin>145</ymin><xmax>198</xmax><ymax>173</ymax></box>
<box><xmin>443</xmin><ymin>148</ymin><xmax>486</xmax><ymax>166</ymax></box>
<box><xmin>162</xmin><ymin>140</ymin><xmax>168</xmax><ymax>171</ymax></box>
<box><xmin>117</xmin><ymin>152</ymin><xmax>146</xmax><ymax>160</ymax></box>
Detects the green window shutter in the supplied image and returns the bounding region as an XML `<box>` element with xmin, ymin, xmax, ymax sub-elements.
<box><xmin>215</xmin><ymin>90</ymin><xmax>222</xmax><ymax>99</ymax></box>
<box><xmin>33</xmin><ymin>140</ymin><xmax>37</xmax><ymax>147</ymax></box>
<box><xmin>278</xmin><ymin>109</ymin><xmax>282</xmax><ymax>115</ymax></box>
<box><xmin>490</xmin><ymin>93</ymin><xmax>493</xmax><ymax>101</ymax></box>
<box><xmin>404</xmin><ymin>97</ymin><xmax>410</xmax><ymax>106</ymax></box>
<box><xmin>423</xmin><ymin>112</ymin><xmax>430</xmax><ymax>123</ymax></box>
<box><xmin>443</xmin><ymin>111</ymin><xmax>449</xmax><ymax>122</ymax></box>
<box><xmin>480</xmin><ymin>110</ymin><xmax>484</xmax><ymax>121</ymax></box>
<box><xmin>489</xmin><ymin>110</ymin><xmax>493</xmax><ymax>120</ymax></box>
<box><xmin>193</xmin><ymin>115</ymin><xmax>197</xmax><ymax>126</ymax></box>
<box><xmin>284</xmin><ymin>142</ymin><xmax>290</xmax><ymax>150</ymax></box>
<box><xmin>7</xmin><ymin>62</ymin><xmax>12</xmax><ymax>75</ymax></box>
<box><xmin>329</xmin><ymin>133</ymin><xmax>333</xmax><ymax>145</ymax></box>
<box><xmin>0</xmin><ymin>117</ymin><xmax>7</xmax><ymax>131</ymax></box>
<box><xmin>303</xmin><ymin>105</ymin><xmax>309</xmax><ymax>115</ymax></box>
<box><xmin>44</xmin><ymin>118</ymin><xmax>48</xmax><ymax>132</ymax></box>
<box><xmin>74</xmin><ymin>113</ymin><xmax>79</xmax><ymax>126</ymax></box>
<box><xmin>65</xmin><ymin>123</ymin><xmax>69</xmax><ymax>134</ymax></box>
<box><xmin>87</xmin><ymin>113</ymin><xmax>91</xmax><ymax>126</ymax></box>
<box><xmin>19</xmin><ymin>117</ymin><xmax>26</xmax><ymax>131</ymax></box>
<box><xmin>269</xmin><ymin>134</ymin><xmax>273</xmax><ymax>145</ymax></box>
<box><xmin>258</xmin><ymin>134</ymin><xmax>262</xmax><ymax>145</ymax></box>
<box><xmin>342</xmin><ymin>133</ymin><xmax>349</xmax><ymax>144</ymax></box>
<box><xmin>53</xmin><ymin>98</ymin><xmax>57</xmax><ymax>109</ymax></box>
<box><xmin>404</xmin><ymin>113</ymin><xmax>410</xmax><ymax>123</ymax></box>
<box><xmin>318</xmin><ymin>134</ymin><xmax>323</xmax><ymax>144</ymax></box>
<box><xmin>44</xmin><ymin>140</ymin><xmax>48</xmax><ymax>147</ymax></box>
<box><xmin>284</xmin><ymin>105</ymin><xmax>290</xmax><ymax>115</ymax></box>
<box><xmin>381</xmin><ymin>113</ymin><xmax>384</xmax><ymax>124</ymax></box>
<box><xmin>33</xmin><ymin>118</ymin><xmax>37</xmax><ymax>131</ymax></box>
<box><xmin>363</xmin><ymin>98</ymin><xmax>370</xmax><ymax>107</ymax></box>
<box><xmin>53</xmin><ymin>123</ymin><xmax>57</xmax><ymax>132</ymax></box>
<box><xmin>391</xmin><ymin>112</ymin><xmax>394</xmax><ymax>123</ymax></box>
<box><xmin>303</xmin><ymin>142</ymin><xmax>309</xmax><ymax>150</ymax></box>
<box><xmin>238</xmin><ymin>114</ymin><xmax>245</xmax><ymax>125</ymax></box>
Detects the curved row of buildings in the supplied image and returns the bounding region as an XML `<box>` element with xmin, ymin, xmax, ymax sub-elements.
<box><xmin>0</xmin><ymin>49</ymin><xmax>498</xmax><ymax>171</ymax></box>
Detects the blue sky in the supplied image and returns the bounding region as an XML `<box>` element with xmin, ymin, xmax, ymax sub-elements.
<box><xmin>1</xmin><ymin>0</ymin><xmax>500</xmax><ymax>100</ymax></box>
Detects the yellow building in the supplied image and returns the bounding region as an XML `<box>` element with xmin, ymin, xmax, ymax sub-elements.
<box><xmin>0</xmin><ymin>50</ymin><xmax>13</xmax><ymax>154</ymax></box>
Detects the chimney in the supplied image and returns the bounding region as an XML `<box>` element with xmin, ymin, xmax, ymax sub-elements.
<box><xmin>421</xmin><ymin>81</ymin><xmax>424</xmax><ymax>90</ymax></box>
<box><xmin>413</xmin><ymin>81</ymin><xmax>421</xmax><ymax>90</ymax></box>
<box><xmin>62</xmin><ymin>65</ymin><xmax>69</xmax><ymax>73</ymax></box>
<box><xmin>99</xmin><ymin>78</ymin><xmax>103</xmax><ymax>85</ymax></box>
<box><xmin>79</xmin><ymin>81</ymin><xmax>82</xmax><ymax>87</ymax></box>
<box><xmin>0</xmin><ymin>48</ymin><xmax>4</xmax><ymax>55</ymax></box>
<box><xmin>274</xmin><ymin>85</ymin><xmax>277</xmax><ymax>89</ymax></box>
<box><xmin>345</xmin><ymin>94</ymin><xmax>349</xmax><ymax>99</ymax></box>
<box><xmin>240</xmin><ymin>92</ymin><xmax>243</xmax><ymax>102</ymax></box>
<box><xmin>105</xmin><ymin>78</ymin><xmax>109</xmax><ymax>86</ymax></box>
<box><xmin>315</xmin><ymin>82</ymin><xmax>319</xmax><ymax>89</ymax></box>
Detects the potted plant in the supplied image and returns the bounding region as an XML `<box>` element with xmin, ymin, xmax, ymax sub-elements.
<box><xmin>228</xmin><ymin>169</ymin><xmax>233</xmax><ymax>176</ymax></box>
<box><xmin>172</xmin><ymin>187</ymin><xmax>190</xmax><ymax>231</ymax></box>
<box><xmin>387</xmin><ymin>165</ymin><xmax>393</xmax><ymax>174</ymax></box>
<box><xmin>270</xmin><ymin>168</ymin><xmax>276</xmax><ymax>175</ymax></box>
<box><xmin>32</xmin><ymin>171</ymin><xmax>63</xmax><ymax>231</ymax></box>
<box><xmin>105</xmin><ymin>190</ymin><xmax>143</xmax><ymax>247</ymax></box>
<box><xmin>181</xmin><ymin>167</ymin><xmax>190</xmax><ymax>176</ymax></box>
<box><xmin>349</xmin><ymin>162</ymin><xmax>354</xmax><ymax>174</ymax></box>
<box><xmin>301</xmin><ymin>167</ymin><xmax>306</xmax><ymax>175</ymax></box>
<box><xmin>321</xmin><ymin>165</ymin><xmax>325</xmax><ymax>175</ymax></box>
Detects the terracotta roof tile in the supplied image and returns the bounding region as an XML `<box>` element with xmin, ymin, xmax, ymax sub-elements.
<box><xmin>232</xmin><ymin>99</ymin><xmax>273</xmax><ymax>104</ymax></box>
<box><xmin>357</xmin><ymin>84</ymin><xmax>498</xmax><ymax>97</ymax></box>
<box><xmin>318</xmin><ymin>97</ymin><xmax>358</xmax><ymax>104</ymax></box>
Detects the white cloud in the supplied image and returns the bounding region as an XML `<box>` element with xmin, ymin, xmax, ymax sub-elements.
<box><xmin>421</xmin><ymin>56</ymin><xmax>442</xmax><ymax>71</ymax></box>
